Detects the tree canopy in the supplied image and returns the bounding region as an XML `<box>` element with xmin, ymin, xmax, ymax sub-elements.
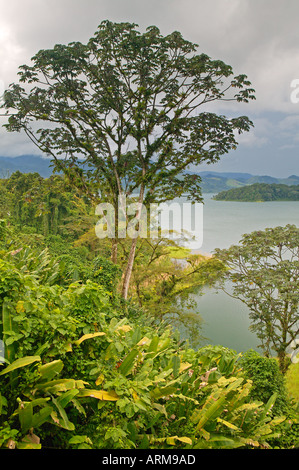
<box><xmin>214</xmin><ymin>225</ymin><xmax>299</xmax><ymax>373</ymax></box>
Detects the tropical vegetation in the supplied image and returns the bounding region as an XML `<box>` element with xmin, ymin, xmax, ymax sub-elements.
<box><xmin>0</xmin><ymin>172</ymin><xmax>298</xmax><ymax>450</ymax></box>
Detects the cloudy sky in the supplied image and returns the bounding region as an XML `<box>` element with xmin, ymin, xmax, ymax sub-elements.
<box><xmin>0</xmin><ymin>0</ymin><xmax>299</xmax><ymax>177</ymax></box>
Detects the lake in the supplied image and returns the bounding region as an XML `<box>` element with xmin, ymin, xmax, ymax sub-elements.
<box><xmin>187</xmin><ymin>194</ymin><xmax>299</xmax><ymax>353</ymax></box>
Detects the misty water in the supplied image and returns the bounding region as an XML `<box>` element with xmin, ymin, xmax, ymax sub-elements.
<box><xmin>184</xmin><ymin>194</ymin><xmax>299</xmax><ymax>353</ymax></box>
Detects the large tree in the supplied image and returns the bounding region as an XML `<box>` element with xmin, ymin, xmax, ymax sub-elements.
<box><xmin>2</xmin><ymin>21</ymin><xmax>255</xmax><ymax>298</ymax></box>
<box><xmin>214</xmin><ymin>225</ymin><xmax>299</xmax><ymax>373</ymax></box>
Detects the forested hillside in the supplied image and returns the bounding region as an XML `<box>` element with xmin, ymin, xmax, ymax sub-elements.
<box><xmin>213</xmin><ymin>183</ymin><xmax>299</xmax><ymax>201</ymax></box>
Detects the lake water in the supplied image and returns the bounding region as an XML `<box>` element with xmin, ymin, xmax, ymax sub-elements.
<box><xmin>187</xmin><ymin>194</ymin><xmax>299</xmax><ymax>353</ymax></box>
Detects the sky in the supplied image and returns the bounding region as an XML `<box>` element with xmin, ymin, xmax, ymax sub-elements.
<box><xmin>0</xmin><ymin>0</ymin><xmax>299</xmax><ymax>177</ymax></box>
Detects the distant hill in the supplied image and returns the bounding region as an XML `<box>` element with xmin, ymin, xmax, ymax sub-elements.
<box><xmin>196</xmin><ymin>172</ymin><xmax>299</xmax><ymax>193</ymax></box>
<box><xmin>1</xmin><ymin>155</ymin><xmax>299</xmax><ymax>195</ymax></box>
<box><xmin>198</xmin><ymin>171</ymin><xmax>253</xmax><ymax>181</ymax></box>
<box><xmin>0</xmin><ymin>155</ymin><xmax>54</xmax><ymax>178</ymax></box>
<box><xmin>197</xmin><ymin>174</ymin><xmax>245</xmax><ymax>192</ymax></box>
<box><xmin>213</xmin><ymin>183</ymin><xmax>299</xmax><ymax>202</ymax></box>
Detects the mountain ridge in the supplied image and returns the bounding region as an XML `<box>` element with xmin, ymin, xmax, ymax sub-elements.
<box><xmin>0</xmin><ymin>155</ymin><xmax>298</xmax><ymax>192</ymax></box>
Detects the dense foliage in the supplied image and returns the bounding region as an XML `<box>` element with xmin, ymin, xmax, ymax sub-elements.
<box><xmin>240</xmin><ymin>350</ymin><xmax>299</xmax><ymax>449</ymax></box>
<box><xmin>0</xmin><ymin>174</ymin><xmax>298</xmax><ymax>449</ymax></box>
<box><xmin>0</xmin><ymin>248</ymin><xmax>295</xmax><ymax>449</ymax></box>
<box><xmin>0</xmin><ymin>171</ymin><xmax>225</xmax><ymax>341</ymax></box>
<box><xmin>213</xmin><ymin>182</ymin><xmax>299</xmax><ymax>201</ymax></box>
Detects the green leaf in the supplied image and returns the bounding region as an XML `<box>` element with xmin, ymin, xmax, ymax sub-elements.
<box><xmin>157</xmin><ymin>337</ymin><xmax>171</xmax><ymax>353</ymax></box>
<box><xmin>132</xmin><ymin>326</ymin><xmax>142</xmax><ymax>345</ymax></box>
<box><xmin>118</xmin><ymin>349</ymin><xmax>139</xmax><ymax>376</ymax></box>
<box><xmin>207</xmin><ymin>435</ymin><xmax>244</xmax><ymax>449</ymax></box>
<box><xmin>5</xmin><ymin>333</ymin><xmax>24</xmax><ymax>346</ymax></box>
<box><xmin>2</xmin><ymin>300</ymin><xmax>16</xmax><ymax>363</ymax></box>
<box><xmin>259</xmin><ymin>393</ymin><xmax>277</xmax><ymax>422</ymax></box>
<box><xmin>69</xmin><ymin>435</ymin><xmax>92</xmax><ymax>445</ymax></box>
<box><xmin>57</xmin><ymin>389</ymin><xmax>79</xmax><ymax>408</ymax></box>
<box><xmin>38</xmin><ymin>360</ymin><xmax>64</xmax><ymax>381</ymax></box>
<box><xmin>71</xmin><ymin>397</ymin><xmax>86</xmax><ymax>416</ymax></box>
<box><xmin>35</xmin><ymin>378</ymin><xmax>77</xmax><ymax>393</ymax></box>
<box><xmin>152</xmin><ymin>403</ymin><xmax>167</xmax><ymax>416</ymax></box>
<box><xmin>151</xmin><ymin>435</ymin><xmax>192</xmax><ymax>446</ymax></box>
<box><xmin>51</xmin><ymin>396</ymin><xmax>75</xmax><ymax>431</ymax></box>
<box><xmin>77</xmin><ymin>389</ymin><xmax>119</xmax><ymax>401</ymax></box>
<box><xmin>196</xmin><ymin>396</ymin><xmax>226</xmax><ymax>431</ymax></box>
<box><xmin>0</xmin><ymin>356</ymin><xmax>41</xmax><ymax>376</ymax></box>
<box><xmin>172</xmin><ymin>356</ymin><xmax>180</xmax><ymax>378</ymax></box>
<box><xmin>176</xmin><ymin>436</ymin><xmax>192</xmax><ymax>445</ymax></box>
<box><xmin>151</xmin><ymin>385</ymin><xmax>177</xmax><ymax>400</ymax></box>
<box><xmin>18</xmin><ymin>402</ymin><xmax>33</xmax><ymax>433</ymax></box>
<box><xmin>147</xmin><ymin>336</ymin><xmax>159</xmax><ymax>353</ymax></box>
<box><xmin>217</xmin><ymin>417</ymin><xmax>239</xmax><ymax>431</ymax></box>
<box><xmin>0</xmin><ymin>393</ymin><xmax>8</xmax><ymax>414</ymax></box>
<box><xmin>74</xmin><ymin>332</ymin><xmax>105</xmax><ymax>346</ymax></box>
<box><xmin>270</xmin><ymin>416</ymin><xmax>286</xmax><ymax>427</ymax></box>
<box><xmin>31</xmin><ymin>405</ymin><xmax>53</xmax><ymax>429</ymax></box>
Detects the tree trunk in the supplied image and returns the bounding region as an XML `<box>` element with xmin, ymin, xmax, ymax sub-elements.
<box><xmin>121</xmin><ymin>183</ymin><xmax>145</xmax><ymax>299</ymax></box>
<box><xmin>121</xmin><ymin>236</ymin><xmax>138</xmax><ymax>300</ymax></box>
<box><xmin>277</xmin><ymin>350</ymin><xmax>289</xmax><ymax>374</ymax></box>
<box><xmin>111</xmin><ymin>201</ymin><xmax>119</xmax><ymax>264</ymax></box>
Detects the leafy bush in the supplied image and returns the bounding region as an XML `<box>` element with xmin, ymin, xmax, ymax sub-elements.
<box><xmin>91</xmin><ymin>256</ymin><xmax>122</xmax><ymax>294</ymax></box>
<box><xmin>239</xmin><ymin>350</ymin><xmax>290</xmax><ymax>414</ymax></box>
<box><xmin>239</xmin><ymin>350</ymin><xmax>299</xmax><ymax>448</ymax></box>
<box><xmin>0</xmin><ymin>355</ymin><xmax>103</xmax><ymax>449</ymax></box>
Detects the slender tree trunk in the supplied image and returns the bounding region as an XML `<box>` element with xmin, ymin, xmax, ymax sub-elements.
<box><xmin>111</xmin><ymin>203</ymin><xmax>119</xmax><ymax>264</ymax></box>
<box><xmin>121</xmin><ymin>183</ymin><xmax>145</xmax><ymax>300</ymax></box>
<box><xmin>278</xmin><ymin>315</ymin><xmax>289</xmax><ymax>374</ymax></box>
<box><xmin>121</xmin><ymin>236</ymin><xmax>138</xmax><ymax>299</ymax></box>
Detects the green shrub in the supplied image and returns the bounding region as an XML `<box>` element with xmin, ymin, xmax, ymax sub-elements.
<box><xmin>239</xmin><ymin>349</ymin><xmax>299</xmax><ymax>448</ymax></box>
<box><xmin>91</xmin><ymin>256</ymin><xmax>122</xmax><ymax>293</ymax></box>
<box><xmin>239</xmin><ymin>350</ymin><xmax>289</xmax><ymax>414</ymax></box>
